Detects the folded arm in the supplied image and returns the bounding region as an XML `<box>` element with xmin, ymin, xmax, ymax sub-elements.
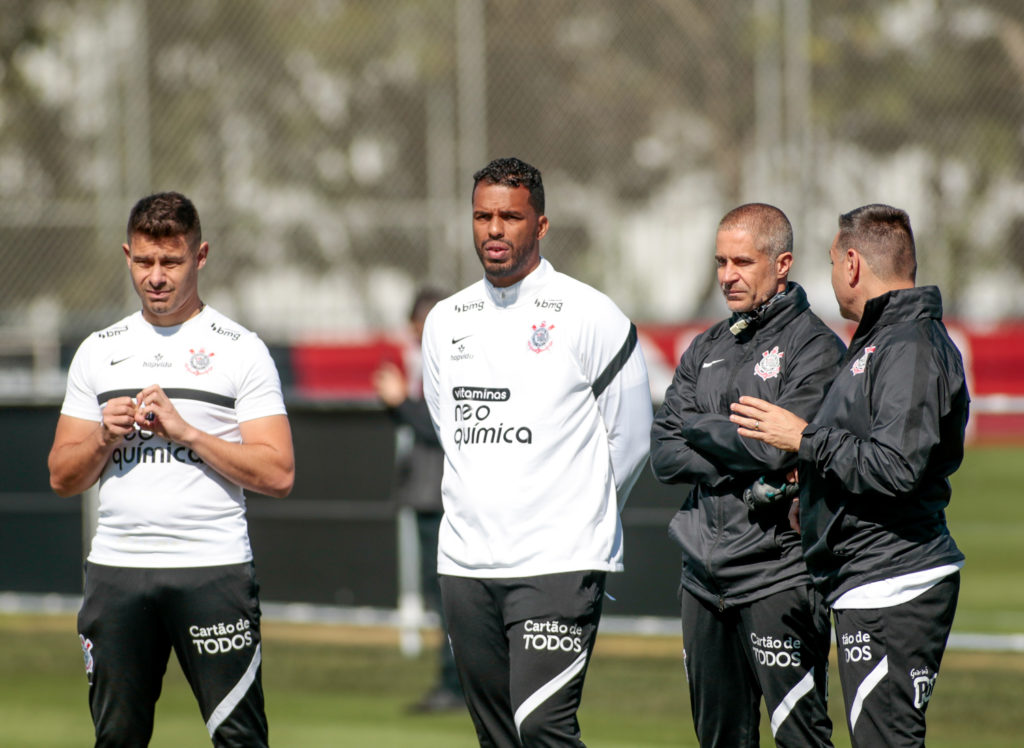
<box><xmin>650</xmin><ymin>348</ymin><xmax>734</xmax><ymax>486</ymax></box>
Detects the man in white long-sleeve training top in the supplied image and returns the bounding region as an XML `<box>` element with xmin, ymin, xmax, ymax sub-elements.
<box><xmin>422</xmin><ymin>157</ymin><xmax>652</xmax><ymax>747</ymax></box>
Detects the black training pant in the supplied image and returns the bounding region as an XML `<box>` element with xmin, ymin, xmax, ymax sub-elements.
<box><xmin>77</xmin><ymin>561</ymin><xmax>268</xmax><ymax>748</ymax></box>
<box><xmin>832</xmin><ymin>572</ymin><xmax>960</xmax><ymax>748</ymax></box>
<box><xmin>417</xmin><ymin>510</ymin><xmax>461</xmax><ymax>695</ymax></box>
<box><xmin>680</xmin><ymin>584</ymin><xmax>834</xmax><ymax>747</ymax></box>
<box><xmin>440</xmin><ymin>571</ymin><xmax>606</xmax><ymax>747</ymax></box>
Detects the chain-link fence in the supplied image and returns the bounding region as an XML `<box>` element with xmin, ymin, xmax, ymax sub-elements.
<box><xmin>2</xmin><ymin>0</ymin><xmax>1023</xmax><ymax>359</ymax></box>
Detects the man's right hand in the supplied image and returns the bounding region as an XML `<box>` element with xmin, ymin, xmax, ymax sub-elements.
<box><xmin>372</xmin><ymin>361</ymin><xmax>408</xmax><ymax>408</ymax></box>
<box><xmin>742</xmin><ymin>474</ymin><xmax>800</xmax><ymax>513</ymax></box>
<box><xmin>101</xmin><ymin>396</ymin><xmax>140</xmax><ymax>444</ymax></box>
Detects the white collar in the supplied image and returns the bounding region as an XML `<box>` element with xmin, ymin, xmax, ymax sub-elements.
<box><xmin>484</xmin><ymin>258</ymin><xmax>552</xmax><ymax>308</ymax></box>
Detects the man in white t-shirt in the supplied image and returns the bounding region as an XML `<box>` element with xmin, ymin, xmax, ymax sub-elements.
<box><xmin>48</xmin><ymin>191</ymin><xmax>294</xmax><ymax>747</ymax></box>
<box><xmin>422</xmin><ymin>158</ymin><xmax>652</xmax><ymax>746</ymax></box>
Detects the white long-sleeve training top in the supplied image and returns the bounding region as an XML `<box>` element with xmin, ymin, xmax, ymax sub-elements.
<box><xmin>422</xmin><ymin>259</ymin><xmax>652</xmax><ymax>578</ymax></box>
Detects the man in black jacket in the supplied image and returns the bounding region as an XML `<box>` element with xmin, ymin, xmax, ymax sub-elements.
<box><xmin>732</xmin><ymin>204</ymin><xmax>968</xmax><ymax>747</ymax></box>
<box><xmin>651</xmin><ymin>203</ymin><xmax>844</xmax><ymax>747</ymax></box>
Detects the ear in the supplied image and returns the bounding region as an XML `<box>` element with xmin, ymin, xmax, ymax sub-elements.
<box><xmin>845</xmin><ymin>248</ymin><xmax>861</xmax><ymax>286</ymax></box>
<box><xmin>775</xmin><ymin>251</ymin><xmax>793</xmax><ymax>278</ymax></box>
<box><xmin>196</xmin><ymin>241</ymin><xmax>210</xmax><ymax>269</ymax></box>
<box><xmin>536</xmin><ymin>215</ymin><xmax>549</xmax><ymax>241</ymax></box>
<box><xmin>122</xmin><ymin>243</ymin><xmax>132</xmax><ymax>266</ymax></box>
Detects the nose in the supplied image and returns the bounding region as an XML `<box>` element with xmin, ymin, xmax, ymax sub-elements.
<box><xmin>720</xmin><ymin>261</ymin><xmax>739</xmax><ymax>284</ymax></box>
<box><xmin>487</xmin><ymin>216</ymin><xmax>504</xmax><ymax>237</ymax></box>
<box><xmin>149</xmin><ymin>263</ymin><xmax>166</xmax><ymax>286</ymax></box>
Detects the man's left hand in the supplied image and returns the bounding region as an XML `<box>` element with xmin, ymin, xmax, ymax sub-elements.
<box><xmin>729</xmin><ymin>396</ymin><xmax>806</xmax><ymax>452</ymax></box>
<box><xmin>134</xmin><ymin>385</ymin><xmax>196</xmax><ymax>444</ymax></box>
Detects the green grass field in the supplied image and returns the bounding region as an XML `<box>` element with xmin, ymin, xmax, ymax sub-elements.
<box><xmin>1</xmin><ymin>445</ymin><xmax>1020</xmax><ymax>746</ymax></box>
<box><xmin>946</xmin><ymin>445</ymin><xmax>1024</xmax><ymax>634</ymax></box>
<box><xmin>1</xmin><ymin>616</ymin><xmax>1021</xmax><ymax>747</ymax></box>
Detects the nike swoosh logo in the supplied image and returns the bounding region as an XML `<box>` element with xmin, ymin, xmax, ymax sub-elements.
<box><xmin>702</xmin><ymin>359</ymin><xmax>724</xmax><ymax>369</ymax></box>
<box><xmin>109</xmin><ymin>356</ymin><xmax>133</xmax><ymax>366</ymax></box>
<box><xmin>451</xmin><ymin>335</ymin><xmax>472</xmax><ymax>344</ymax></box>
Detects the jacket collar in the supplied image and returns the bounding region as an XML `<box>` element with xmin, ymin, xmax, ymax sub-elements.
<box><xmin>727</xmin><ymin>282</ymin><xmax>808</xmax><ymax>338</ymax></box>
<box><xmin>484</xmin><ymin>257</ymin><xmax>552</xmax><ymax>308</ymax></box>
<box><xmin>852</xmin><ymin>285</ymin><xmax>943</xmax><ymax>344</ymax></box>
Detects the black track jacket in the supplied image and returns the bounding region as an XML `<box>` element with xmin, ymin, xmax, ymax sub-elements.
<box><xmin>651</xmin><ymin>283</ymin><xmax>846</xmax><ymax>609</ymax></box>
<box><xmin>798</xmin><ymin>286</ymin><xmax>968</xmax><ymax>604</ymax></box>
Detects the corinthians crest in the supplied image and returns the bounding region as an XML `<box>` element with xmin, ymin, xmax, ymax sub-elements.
<box><xmin>528</xmin><ymin>321</ymin><xmax>555</xmax><ymax>353</ymax></box>
<box><xmin>850</xmin><ymin>346</ymin><xmax>876</xmax><ymax>376</ymax></box>
<box><xmin>79</xmin><ymin>634</ymin><xmax>95</xmax><ymax>681</ymax></box>
<box><xmin>186</xmin><ymin>347</ymin><xmax>215</xmax><ymax>375</ymax></box>
<box><xmin>754</xmin><ymin>346</ymin><xmax>784</xmax><ymax>381</ymax></box>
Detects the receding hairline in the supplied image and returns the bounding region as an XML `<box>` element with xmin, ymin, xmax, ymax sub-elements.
<box><xmin>717</xmin><ymin>203</ymin><xmax>793</xmax><ymax>260</ymax></box>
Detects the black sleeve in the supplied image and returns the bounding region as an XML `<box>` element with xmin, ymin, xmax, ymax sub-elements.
<box><xmin>391</xmin><ymin>398</ymin><xmax>441</xmax><ymax>447</ymax></box>
<box><xmin>683</xmin><ymin>329</ymin><xmax>846</xmax><ymax>475</ymax></box>
<box><xmin>801</xmin><ymin>334</ymin><xmax>963</xmax><ymax>496</ymax></box>
<box><xmin>650</xmin><ymin>342</ymin><xmax>733</xmax><ymax>486</ymax></box>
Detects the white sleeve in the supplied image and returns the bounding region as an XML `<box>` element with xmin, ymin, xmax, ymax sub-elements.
<box><xmin>595</xmin><ymin>328</ymin><xmax>653</xmax><ymax>509</ymax></box>
<box><xmin>234</xmin><ymin>335</ymin><xmax>288</xmax><ymax>422</ymax></box>
<box><xmin>60</xmin><ymin>338</ymin><xmax>102</xmax><ymax>422</ymax></box>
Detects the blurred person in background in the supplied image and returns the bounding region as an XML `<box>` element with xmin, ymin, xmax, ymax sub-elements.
<box><xmin>48</xmin><ymin>191</ymin><xmax>294</xmax><ymax>747</ymax></box>
<box><xmin>372</xmin><ymin>286</ymin><xmax>464</xmax><ymax>713</ymax></box>
<box><xmin>651</xmin><ymin>203</ymin><xmax>844</xmax><ymax>747</ymax></box>
<box><xmin>422</xmin><ymin>157</ymin><xmax>652</xmax><ymax>746</ymax></box>
<box><xmin>731</xmin><ymin>204</ymin><xmax>968</xmax><ymax>747</ymax></box>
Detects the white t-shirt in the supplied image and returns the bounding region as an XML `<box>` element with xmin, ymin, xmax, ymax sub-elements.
<box><xmin>60</xmin><ymin>307</ymin><xmax>287</xmax><ymax>568</ymax></box>
<box><xmin>422</xmin><ymin>259</ymin><xmax>652</xmax><ymax>578</ymax></box>
<box><xmin>831</xmin><ymin>563</ymin><xmax>963</xmax><ymax>609</ymax></box>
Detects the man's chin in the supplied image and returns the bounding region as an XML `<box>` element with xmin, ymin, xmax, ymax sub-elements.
<box><xmin>481</xmin><ymin>260</ymin><xmax>512</xmax><ymax>278</ymax></box>
<box><xmin>142</xmin><ymin>301</ymin><xmax>183</xmax><ymax>321</ymax></box>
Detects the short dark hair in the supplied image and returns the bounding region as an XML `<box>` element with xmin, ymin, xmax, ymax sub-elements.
<box><xmin>472</xmin><ymin>157</ymin><xmax>545</xmax><ymax>215</ymax></box>
<box><xmin>126</xmin><ymin>192</ymin><xmax>202</xmax><ymax>250</ymax></box>
<box><xmin>837</xmin><ymin>204</ymin><xmax>917</xmax><ymax>282</ymax></box>
<box><xmin>718</xmin><ymin>203</ymin><xmax>793</xmax><ymax>261</ymax></box>
<box><xmin>410</xmin><ymin>287</ymin><xmax>447</xmax><ymax>323</ymax></box>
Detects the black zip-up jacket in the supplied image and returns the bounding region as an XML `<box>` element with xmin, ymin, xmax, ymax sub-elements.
<box><xmin>651</xmin><ymin>283</ymin><xmax>846</xmax><ymax>609</ymax></box>
<box><xmin>798</xmin><ymin>286</ymin><xmax>968</xmax><ymax>604</ymax></box>
<box><xmin>389</xmin><ymin>397</ymin><xmax>444</xmax><ymax>512</ymax></box>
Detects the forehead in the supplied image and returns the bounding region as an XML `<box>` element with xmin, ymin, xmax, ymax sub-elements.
<box><xmin>472</xmin><ymin>182</ymin><xmax>535</xmax><ymax>213</ymax></box>
<box><xmin>714</xmin><ymin>228</ymin><xmax>762</xmax><ymax>258</ymax></box>
<box><xmin>128</xmin><ymin>233</ymin><xmax>192</xmax><ymax>256</ymax></box>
